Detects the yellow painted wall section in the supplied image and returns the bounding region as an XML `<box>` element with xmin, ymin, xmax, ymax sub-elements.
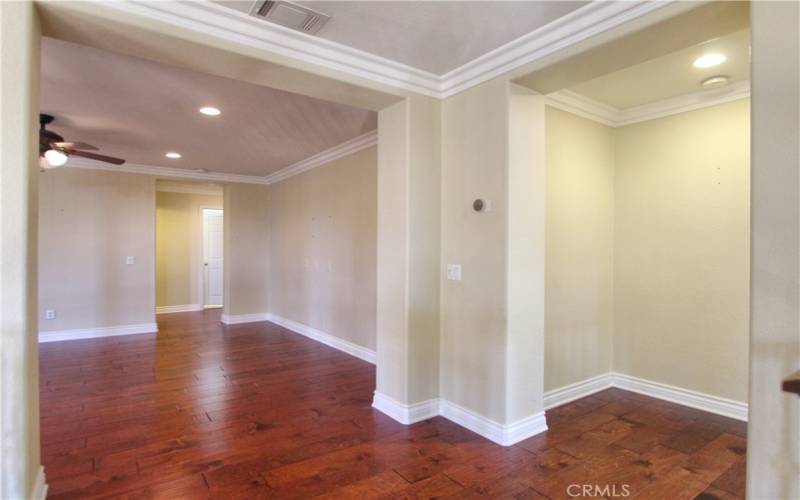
<box><xmin>544</xmin><ymin>106</ymin><xmax>615</xmax><ymax>392</ymax></box>
<box><xmin>613</xmin><ymin>99</ymin><xmax>750</xmax><ymax>403</ymax></box>
<box><xmin>156</xmin><ymin>191</ymin><xmax>223</xmax><ymax>308</ymax></box>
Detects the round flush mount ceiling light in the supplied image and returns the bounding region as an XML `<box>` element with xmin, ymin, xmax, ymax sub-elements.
<box><xmin>701</xmin><ymin>75</ymin><xmax>730</xmax><ymax>88</ymax></box>
<box><xmin>693</xmin><ymin>53</ymin><xmax>726</xmax><ymax>68</ymax></box>
<box><xmin>199</xmin><ymin>106</ymin><xmax>221</xmax><ymax>116</ymax></box>
<box><xmin>165</xmin><ymin>152</ymin><xmax>182</xmax><ymax>159</ymax></box>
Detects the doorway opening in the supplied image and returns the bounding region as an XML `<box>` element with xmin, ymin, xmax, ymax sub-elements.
<box><xmin>155</xmin><ymin>180</ymin><xmax>224</xmax><ymax>315</ymax></box>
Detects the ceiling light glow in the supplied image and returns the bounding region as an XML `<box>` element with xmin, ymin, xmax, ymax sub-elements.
<box><xmin>693</xmin><ymin>53</ymin><xmax>726</xmax><ymax>68</ymax></box>
<box><xmin>165</xmin><ymin>152</ymin><xmax>182</xmax><ymax>159</ymax></box>
<box><xmin>44</xmin><ymin>149</ymin><xmax>68</xmax><ymax>167</ymax></box>
<box><xmin>199</xmin><ymin>107</ymin><xmax>221</xmax><ymax>116</ymax></box>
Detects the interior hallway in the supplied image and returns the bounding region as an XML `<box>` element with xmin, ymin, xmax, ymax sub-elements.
<box><xmin>40</xmin><ymin>311</ymin><xmax>746</xmax><ymax>499</ymax></box>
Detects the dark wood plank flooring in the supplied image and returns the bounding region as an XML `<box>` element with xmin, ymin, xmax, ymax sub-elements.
<box><xmin>40</xmin><ymin>310</ymin><xmax>746</xmax><ymax>499</ymax></box>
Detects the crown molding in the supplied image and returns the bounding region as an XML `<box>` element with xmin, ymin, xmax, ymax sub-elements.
<box><xmin>546</xmin><ymin>80</ymin><xmax>751</xmax><ymax>127</ymax></box>
<box><xmin>544</xmin><ymin>89</ymin><xmax>619</xmax><ymax>126</ymax></box>
<box><xmin>102</xmin><ymin>1</ymin><xmax>442</xmax><ymax>97</ymax></box>
<box><xmin>439</xmin><ymin>1</ymin><xmax>675</xmax><ymax>98</ymax></box>
<box><xmin>100</xmin><ymin>1</ymin><xmax>676</xmax><ymax>100</ymax></box>
<box><xmin>62</xmin><ymin>130</ymin><xmax>377</xmax><ymax>185</ymax></box>
<box><xmin>63</xmin><ymin>157</ymin><xmax>270</xmax><ymax>184</ymax></box>
<box><xmin>616</xmin><ymin>79</ymin><xmax>751</xmax><ymax>126</ymax></box>
<box><xmin>263</xmin><ymin>130</ymin><xmax>377</xmax><ymax>185</ymax></box>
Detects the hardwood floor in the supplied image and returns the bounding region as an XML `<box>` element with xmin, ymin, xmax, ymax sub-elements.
<box><xmin>40</xmin><ymin>310</ymin><xmax>746</xmax><ymax>499</ymax></box>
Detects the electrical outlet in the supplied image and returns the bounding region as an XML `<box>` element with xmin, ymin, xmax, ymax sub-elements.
<box><xmin>45</xmin><ymin>309</ymin><xmax>56</xmax><ymax>320</ymax></box>
<box><xmin>126</xmin><ymin>256</ymin><xmax>135</xmax><ymax>265</ymax></box>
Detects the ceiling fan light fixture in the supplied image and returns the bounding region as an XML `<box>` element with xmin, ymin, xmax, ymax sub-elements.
<box><xmin>199</xmin><ymin>106</ymin><xmax>221</xmax><ymax>116</ymax></box>
<box><xmin>165</xmin><ymin>152</ymin><xmax>182</xmax><ymax>159</ymax></box>
<box><xmin>43</xmin><ymin>148</ymin><xmax>68</xmax><ymax>167</ymax></box>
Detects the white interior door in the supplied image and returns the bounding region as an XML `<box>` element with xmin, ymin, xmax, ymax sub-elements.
<box><xmin>203</xmin><ymin>208</ymin><xmax>224</xmax><ymax>307</ymax></box>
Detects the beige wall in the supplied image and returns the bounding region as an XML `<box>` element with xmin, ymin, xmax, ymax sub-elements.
<box><xmin>747</xmin><ymin>1</ymin><xmax>799</xmax><ymax>497</ymax></box>
<box><xmin>614</xmin><ymin>99</ymin><xmax>750</xmax><ymax>403</ymax></box>
<box><xmin>0</xmin><ymin>2</ymin><xmax>41</xmax><ymax>497</ymax></box>
<box><xmin>376</xmin><ymin>100</ymin><xmax>411</xmax><ymax>402</ymax></box>
<box><xmin>223</xmin><ymin>183</ymin><xmax>269</xmax><ymax>317</ymax></box>
<box><xmin>156</xmin><ymin>190</ymin><xmax>222</xmax><ymax>308</ymax></box>
<box><xmin>268</xmin><ymin>146</ymin><xmax>377</xmax><ymax>350</ymax></box>
<box><xmin>506</xmin><ymin>86</ymin><xmax>547</xmax><ymax>422</ymax></box>
<box><xmin>544</xmin><ymin>106</ymin><xmax>615</xmax><ymax>392</ymax></box>
<box><xmin>405</xmin><ymin>96</ymin><xmax>442</xmax><ymax>404</ymax></box>
<box><xmin>39</xmin><ymin>168</ymin><xmax>156</xmax><ymax>332</ymax></box>
<box><xmin>544</xmin><ymin>100</ymin><xmax>750</xmax><ymax>405</ymax></box>
<box><xmin>441</xmin><ymin>79</ymin><xmax>509</xmax><ymax>422</ymax></box>
<box><xmin>375</xmin><ymin>95</ymin><xmax>441</xmax><ymax>406</ymax></box>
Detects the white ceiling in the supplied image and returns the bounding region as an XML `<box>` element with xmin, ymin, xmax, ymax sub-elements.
<box><xmin>568</xmin><ymin>29</ymin><xmax>751</xmax><ymax>109</ymax></box>
<box><xmin>40</xmin><ymin>37</ymin><xmax>376</xmax><ymax>177</ymax></box>
<box><xmin>218</xmin><ymin>1</ymin><xmax>588</xmax><ymax>75</ymax></box>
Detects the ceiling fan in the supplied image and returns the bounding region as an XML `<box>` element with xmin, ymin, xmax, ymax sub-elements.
<box><xmin>39</xmin><ymin>113</ymin><xmax>125</xmax><ymax>169</ymax></box>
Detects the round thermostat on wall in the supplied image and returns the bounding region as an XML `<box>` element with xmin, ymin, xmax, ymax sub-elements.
<box><xmin>473</xmin><ymin>199</ymin><xmax>492</xmax><ymax>212</ymax></box>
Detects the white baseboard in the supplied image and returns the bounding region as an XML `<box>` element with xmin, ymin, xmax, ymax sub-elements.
<box><xmin>611</xmin><ymin>372</ymin><xmax>748</xmax><ymax>422</ymax></box>
<box><xmin>372</xmin><ymin>373</ymin><xmax>749</xmax><ymax>446</ymax></box>
<box><xmin>544</xmin><ymin>372</ymin><xmax>614</xmax><ymax>410</ymax></box>
<box><xmin>266</xmin><ymin>313</ymin><xmax>377</xmax><ymax>364</ymax></box>
<box><xmin>372</xmin><ymin>391</ymin><xmax>439</xmax><ymax>424</ymax></box>
<box><xmin>156</xmin><ymin>304</ymin><xmax>203</xmax><ymax>314</ymax></box>
<box><xmin>39</xmin><ymin>322</ymin><xmax>158</xmax><ymax>343</ymax></box>
<box><xmin>220</xmin><ymin>312</ymin><xmax>270</xmax><ymax>325</ymax></box>
<box><xmin>371</xmin><ymin>394</ymin><xmax>547</xmax><ymax>447</ymax></box>
<box><xmin>31</xmin><ymin>465</ymin><xmax>47</xmax><ymax>500</ymax></box>
<box><xmin>543</xmin><ymin>372</ymin><xmax>748</xmax><ymax>422</ymax></box>
<box><xmin>439</xmin><ymin>399</ymin><xmax>548</xmax><ymax>446</ymax></box>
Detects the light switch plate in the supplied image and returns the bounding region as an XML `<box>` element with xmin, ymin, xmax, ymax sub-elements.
<box><xmin>447</xmin><ymin>264</ymin><xmax>462</xmax><ymax>281</ymax></box>
<box><xmin>126</xmin><ymin>256</ymin><xmax>135</xmax><ymax>265</ymax></box>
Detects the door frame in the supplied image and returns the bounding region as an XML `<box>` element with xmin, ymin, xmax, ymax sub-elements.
<box><xmin>200</xmin><ymin>206</ymin><xmax>224</xmax><ymax>309</ymax></box>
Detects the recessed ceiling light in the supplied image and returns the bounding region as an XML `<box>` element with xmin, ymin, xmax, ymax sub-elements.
<box><xmin>199</xmin><ymin>107</ymin><xmax>221</xmax><ymax>116</ymax></box>
<box><xmin>693</xmin><ymin>53</ymin><xmax>726</xmax><ymax>68</ymax></box>
<box><xmin>194</xmin><ymin>168</ymin><xmax>208</xmax><ymax>173</ymax></box>
<box><xmin>701</xmin><ymin>75</ymin><xmax>730</xmax><ymax>88</ymax></box>
<box><xmin>165</xmin><ymin>152</ymin><xmax>181</xmax><ymax>159</ymax></box>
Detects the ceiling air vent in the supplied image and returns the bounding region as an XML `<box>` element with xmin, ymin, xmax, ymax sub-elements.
<box><xmin>249</xmin><ymin>1</ymin><xmax>330</xmax><ymax>35</ymax></box>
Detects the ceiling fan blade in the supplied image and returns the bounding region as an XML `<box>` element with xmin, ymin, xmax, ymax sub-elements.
<box><xmin>52</xmin><ymin>141</ymin><xmax>98</xmax><ymax>151</ymax></box>
<box><xmin>68</xmin><ymin>149</ymin><xmax>126</xmax><ymax>165</ymax></box>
